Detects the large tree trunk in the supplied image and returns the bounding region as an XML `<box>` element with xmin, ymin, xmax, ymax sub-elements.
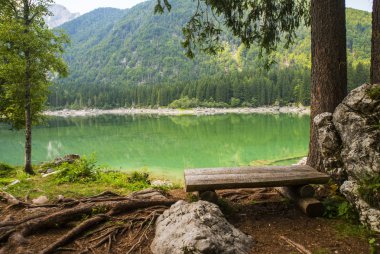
<box><xmin>371</xmin><ymin>0</ymin><xmax>380</xmax><ymax>84</ymax></box>
<box><xmin>307</xmin><ymin>0</ymin><xmax>347</xmax><ymax>170</ymax></box>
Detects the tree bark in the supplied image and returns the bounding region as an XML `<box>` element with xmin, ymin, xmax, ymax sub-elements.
<box><xmin>24</xmin><ymin>52</ymin><xmax>33</xmax><ymax>174</ymax></box>
<box><xmin>23</xmin><ymin>0</ymin><xmax>33</xmax><ymax>174</ymax></box>
<box><xmin>371</xmin><ymin>0</ymin><xmax>380</xmax><ymax>84</ymax></box>
<box><xmin>307</xmin><ymin>0</ymin><xmax>347</xmax><ymax>170</ymax></box>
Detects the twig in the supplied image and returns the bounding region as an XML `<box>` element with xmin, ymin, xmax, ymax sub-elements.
<box><xmin>280</xmin><ymin>235</ymin><xmax>312</xmax><ymax>254</ymax></box>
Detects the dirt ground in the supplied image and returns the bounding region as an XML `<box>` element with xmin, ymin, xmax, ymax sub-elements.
<box><xmin>0</xmin><ymin>188</ymin><xmax>377</xmax><ymax>254</ymax></box>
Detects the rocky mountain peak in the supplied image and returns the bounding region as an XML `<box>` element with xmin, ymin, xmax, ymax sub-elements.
<box><xmin>45</xmin><ymin>4</ymin><xmax>80</xmax><ymax>28</ymax></box>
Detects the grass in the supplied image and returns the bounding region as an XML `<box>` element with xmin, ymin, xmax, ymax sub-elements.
<box><xmin>0</xmin><ymin>158</ymin><xmax>179</xmax><ymax>200</ymax></box>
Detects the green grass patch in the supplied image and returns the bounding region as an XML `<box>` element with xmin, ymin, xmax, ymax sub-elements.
<box><xmin>1</xmin><ymin>157</ymin><xmax>179</xmax><ymax>200</ymax></box>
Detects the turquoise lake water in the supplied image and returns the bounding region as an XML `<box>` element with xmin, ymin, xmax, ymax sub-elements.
<box><xmin>0</xmin><ymin>114</ymin><xmax>310</xmax><ymax>180</ymax></box>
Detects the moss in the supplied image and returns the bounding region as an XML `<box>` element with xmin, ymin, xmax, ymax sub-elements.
<box><xmin>367</xmin><ymin>86</ymin><xmax>380</xmax><ymax>100</ymax></box>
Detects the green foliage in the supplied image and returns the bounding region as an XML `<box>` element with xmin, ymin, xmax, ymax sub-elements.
<box><xmin>230</xmin><ymin>97</ymin><xmax>241</xmax><ymax>107</ymax></box>
<box><xmin>127</xmin><ymin>171</ymin><xmax>151</xmax><ymax>185</ymax></box>
<box><xmin>0</xmin><ymin>0</ymin><xmax>69</xmax><ymax>129</ymax></box>
<box><xmin>186</xmin><ymin>193</ymin><xmax>199</xmax><ymax>203</ymax></box>
<box><xmin>125</xmin><ymin>171</ymin><xmax>152</xmax><ymax>191</ymax></box>
<box><xmin>55</xmin><ymin>156</ymin><xmax>99</xmax><ymax>184</ymax></box>
<box><xmin>47</xmin><ymin>3</ymin><xmax>371</xmax><ymax>110</ymax></box>
<box><xmin>358</xmin><ymin>173</ymin><xmax>380</xmax><ymax>209</ymax></box>
<box><xmin>0</xmin><ymin>162</ymin><xmax>13</xmax><ymax>172</ymax></box>
<box><xmin>169</xmin><ymin>97</ymin><xmax>200</xmax><ymax>109</ymax></box>
<box><xmin>323</xmin><ymin>196</ymin><xmax>359</xmax><ymax>223</ymax></box>
<box><xmin>369</xmin><ymin>238</ymin><xmax>377</xmax><ymax>254</ymax></box>
<box><xmin>168</xmin><ymin>96</ymin><xmax>230</xmax><ymax>108</ymax></box>
<box><xmin>156</xmin><ymin>0</ymin><xmax>310</xmax><ymax>62</ymax></box>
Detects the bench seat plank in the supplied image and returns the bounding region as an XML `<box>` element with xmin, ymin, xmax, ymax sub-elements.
<box><xmin>184</xmin><ymin>165</ymin><xmax>329</xmax><ymax>192</ymax></box>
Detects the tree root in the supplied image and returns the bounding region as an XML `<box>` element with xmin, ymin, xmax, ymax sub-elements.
<box><xmin>0</xmin><ymin>189</ymin><xmax>176</xmax><ymax>254</ymax></box>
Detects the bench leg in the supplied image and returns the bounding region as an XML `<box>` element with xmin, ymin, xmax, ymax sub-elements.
<box><xmin>197</xmin><ymin>190</ymin><xmax>218</xmax><ymax>204</ymax></box>
<box><xmin>275</xmin><ymin>186</ymin><xmax>324</xmax><ymax>217</ymax></box>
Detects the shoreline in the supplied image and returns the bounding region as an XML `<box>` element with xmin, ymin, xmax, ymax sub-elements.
<box><xmin>44</xmin><ymin>106</ymin><xmax>310</xmax><ymax>117</ymax></box>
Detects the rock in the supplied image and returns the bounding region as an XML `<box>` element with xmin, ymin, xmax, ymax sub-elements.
<box><xmin>8</xmin><ymin>179</ymin><xmax>20</xmax><ymax>186</ymax></box>
<box><xmin>54</xmin><ymin>154</ymin><xmax>80</xmax><ymax>166</ymax></box>
<box><xmin>315</xmin><ymin>83</ymin><xmax>380</xmax><ymax>231</ymax></box>
<box><xmin>151</xmin><ymin>180</ymin><xmax>173</xmax><ymax>188</ymax></box>
<box><xmin>294</xmin><ymin>157</ymin><xmax>307</xmax><ymax>166</ymax></box>
<box><xmin>151</xmin><ymin>200</ymin><xmax>254</xmax><ymax>254</ymax></box>
<box><xmin>314</xmin><ymin>113</ymin><xmax>345</xmax><ymax>183</ymax></box>
<box><xmin>46</xmin><ymin>168</ymin><xmax>54</xmax><ymax>174</ymax></box>
<box><xmin>333</xmin><ymin>84</ymin><xmax>380</xmax><ymax>178</ymax></box>
<box><xmin>32</xmin><ymin>196</ymin><xmax>49</xmax><ymax>205</ymax></box>
<box><xmin>340</xmin><ymin>181</ymin><xmax>380</xmax><ymax>232</ymax></box>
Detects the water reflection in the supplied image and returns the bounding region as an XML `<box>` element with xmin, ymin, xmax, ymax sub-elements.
<box><xmin>0</xmin><ymin>114</ymin><xmax>310</xmax><ymax>179</ymax></box>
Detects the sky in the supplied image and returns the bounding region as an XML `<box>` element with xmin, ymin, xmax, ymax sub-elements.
<box><xmin>55</xmin><ymin>0</ymin><xmax>373</xmax><ymax>15</ymax></box>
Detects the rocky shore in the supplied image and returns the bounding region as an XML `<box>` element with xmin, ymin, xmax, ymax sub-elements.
<box><xmin>44</xmin><ymin>106</ymin><xmax>310</xmax><ymax>117</ymax></box>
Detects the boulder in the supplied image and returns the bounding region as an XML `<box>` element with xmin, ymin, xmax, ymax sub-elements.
<box><xmin>151</xmin><ymin>200</ymin><xmax>254</xmax><ymax>254</ymax></box>
<box><xmin>315</xmin><ymin>83</ymin><xmax>380</xmax><ymax>231</ymax></box>
<box><xmin>340</xmin><ymin>181</ymin><xmax>380</xmax><ymax>232</ymax></box>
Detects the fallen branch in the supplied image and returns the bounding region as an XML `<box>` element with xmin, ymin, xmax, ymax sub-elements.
<box><xmin>280</xmin><ymin>235</ymin><xmax>312</xmax><ymax>254</ymax></box>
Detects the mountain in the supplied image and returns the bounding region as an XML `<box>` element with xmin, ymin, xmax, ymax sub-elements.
<box><xmin>45</xmin><ymin>4</ymin><xmax>80</xmax><ymax>28</ymax></box>
<box><xmin>49</xmin><ymin>1</ymin><xmax>372</xmax><ymax>109</ymax></box>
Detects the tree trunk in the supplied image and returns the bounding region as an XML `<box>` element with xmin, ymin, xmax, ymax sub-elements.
<box><xmin>23</xmin><ymin>0</ymin><xmax>33</xmax><ymax>175</ymax></box>
<box><xmin>307</xmin><ymin>0</ymin><xmax>347</xmax><ymax>170</ymax></box>
<box><xmin>24</xmin><ymin>58</ymin><xmax>33</xmax><ymax>175</ymax></box>
<box><xmin>371</xmin><ymin>0</ymin><xmax>380</xmax><ymax>84</ymax></box>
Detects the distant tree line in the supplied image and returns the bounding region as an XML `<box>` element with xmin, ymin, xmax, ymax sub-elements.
<box><xmin>48</xmin><ymin>62</ymin><xmax>369</xmax><ymax>109</ymax></box>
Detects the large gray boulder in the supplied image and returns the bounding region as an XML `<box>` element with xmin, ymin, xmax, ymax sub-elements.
<box><xmin>315</xmin><ymin>83</ymin><xmax>380</xmax><ymax>231</ymax></box>
<box><xmin>151</xmin><ymin>200</ymin><xmax>254</xmax><ymax>254</ymax></box>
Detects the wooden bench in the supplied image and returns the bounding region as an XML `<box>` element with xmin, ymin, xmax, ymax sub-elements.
<box><xmin>184</xmin><ymin>165</ymin><xmax>330</xmax><ymax>217</ymax></box>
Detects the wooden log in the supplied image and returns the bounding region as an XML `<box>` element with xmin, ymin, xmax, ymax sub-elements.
<box><xmin>291</xmin><ymin>185</ymin><xmax>315</xmax><ymax>198</ymax></box>
<box><xmin>275</xmin><ymin>187</ymin><xmax>324</xmax><ymax>217</ymax></box>
<box><xmin>197</xmin><ymin>190</ymin><xmax>218</xmax><ymax>204</ymax></box>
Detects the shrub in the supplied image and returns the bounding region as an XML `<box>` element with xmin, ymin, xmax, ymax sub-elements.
<box><xmin>125</xmin><ymin>171</ymin><xmax>151</xmax><ymax>191</ymax></box>
<box><xmin>55</xmin><ymin>156</ymin><xmax>99</xmax><ymax>184</ymax></box>
<box><xmin>127</xmin><ymin>171</ymin><xmax>150</xmax><ymax>185</ymax></box>
<box><xmin>230</xmin><ymin>97</ymin><xmax>241</xmax><ymax>107</ymax></box>
<box><xmin>168</xmin><ymin>97</ymin><xmax>200</xmax><ymax>109</ymax></box>
<box><xmin>0</xmin><ymin>162</ymin><xmax>13</xmax><ymax>172</ymax></box>
<box><xmin>358</xmin><ymin>173</ymin><xmax>380</xmax><ymax>209</ymax></box>
<box><xmin>323</xmin><ymin>196</ymin><xmax>359</xmax><ymax>223</ymax></box>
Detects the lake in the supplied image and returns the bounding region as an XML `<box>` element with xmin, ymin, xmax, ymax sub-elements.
<box><xmin>0</xmin><ymin>114</ymin><xmax>310</xmax><ymax>181</ymax></box>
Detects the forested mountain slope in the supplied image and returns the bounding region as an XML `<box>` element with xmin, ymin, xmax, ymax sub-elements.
<box><xmin>49</xmin><ymin>1</ymin><xmax>372</xmax><ymax>109</ymax></box>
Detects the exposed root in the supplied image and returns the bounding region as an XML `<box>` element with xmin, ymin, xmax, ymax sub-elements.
<box><xmin>0</xmin><ymin>189</ymin><xmax>176</xmax><ymax>254</ymax></box>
